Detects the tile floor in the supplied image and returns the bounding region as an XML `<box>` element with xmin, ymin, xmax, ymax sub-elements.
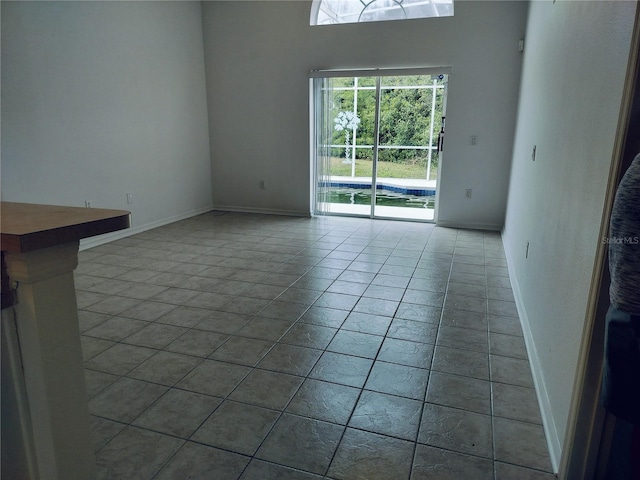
<box><xmin>76</xmin><ymin>211</ymin><xmax>556</xmax><ymax>479</ymax></box>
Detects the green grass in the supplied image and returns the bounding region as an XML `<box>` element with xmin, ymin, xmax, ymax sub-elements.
<box><xmin>327</xmin><ymin>157</ymin><xmax>437</xmax><ymax>180</ymax></box>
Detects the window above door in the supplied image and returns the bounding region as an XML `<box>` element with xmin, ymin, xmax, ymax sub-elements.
<box><xmin>310</xmin><ymin>0</ymin><xmax>454</xmax><ymax>26</ymax></box>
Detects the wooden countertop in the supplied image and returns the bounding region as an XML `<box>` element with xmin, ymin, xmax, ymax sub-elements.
<box><xmin>1</xmin><ymin>202</ymin><xmax>130</xmax><ymax>253</ymax></box>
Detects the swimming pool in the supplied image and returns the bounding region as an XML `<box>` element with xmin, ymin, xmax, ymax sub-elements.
<box><xmin>320</xmin><ymin>188</ymin><xmax>435</xmax><ymax>209</ymax></box>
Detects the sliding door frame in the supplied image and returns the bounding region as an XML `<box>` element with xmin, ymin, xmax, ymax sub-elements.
<box><xmin>310</xmin><ymin>66</ymin><xmax>451</xmax><ymax>221</ymax></box>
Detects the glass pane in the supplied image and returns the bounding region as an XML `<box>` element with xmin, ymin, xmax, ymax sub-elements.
<box><xmin>374</xmin><ymin>75</ymin><xmax>445</xmax><ymax>221</ymax></box>
<box><xmin>312</xmin><ymin>0</ymin><xmax>454</xmax><ymax>26</ymax></box>
<box><xmin>316</xmin><ymin>76</ymin><xmax>375</xmax><ymax>217</ymax></box>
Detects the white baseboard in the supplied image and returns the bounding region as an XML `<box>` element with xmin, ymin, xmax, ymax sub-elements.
<box><xmin>502</xmin><ymin>234</ymin><xmax>562</xmax><ymax>473</ymax></box>
<box><xmin>79</xmin><ymin>205</ymin><xmax>215</xmax><ymax>251</ymax></box>
<box><xmin>210</xmin><ymin>204</ymin><xmax>311</xmax><ymax>218</ymax></box>
<box><xmin>436</xmin><ymin>220</ymin><xmax>502</xmax><ymax>231</ymax></box>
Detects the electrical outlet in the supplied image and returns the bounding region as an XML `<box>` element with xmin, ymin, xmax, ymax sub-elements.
<box><xmin>85</xmin><ymin>200</ymin><xmax>92</xmax><ymax>208</ymax></box>
<box><xmin>126</xmin><ymin>193</ymin><xmax>133</xmax><ymax>204</ymax></box>
<box><xmin>465</xmin><ymin>189</ymin><xmax>472</xmax><ymax>199</ymax></box>
<box><xmin>471</xmin><ymin>136</ymin><xmax>477</xmax><ymax>146</ymax></box>
<box><xmin>259</xmin><ymin>180</ymin><xmax>265</xmax><ymax>190</ymax></box>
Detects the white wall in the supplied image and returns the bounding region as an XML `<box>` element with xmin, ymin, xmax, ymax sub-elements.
<box><xmin>1</xmin><ymin>1</ymin><xmax>213</xmax><ymax>233</ymax></box>
<box><xmin>502</xmin><ymin>0</ymin><xmax>637</xmax><ymax>469</ymax></box>
<box><xmin>201</xmin><ymin>1</ymin><xmax>527</xmax><ymax>227</ymax></box>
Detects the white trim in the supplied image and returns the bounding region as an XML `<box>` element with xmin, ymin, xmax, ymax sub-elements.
<box><xmin>210</xmin><ymin>204</ymin><xmax>311</xmax><ymax>218</ymax></box>
<box><xmin>502</xmin><ymin>232</ymin><xmax>562</xmax><ymax>473</ymax></box>
<box><xmin>309</xmin><ymin>66</ymin><xmax>452</xmax><ymax>78</ymax></box>
<box><xmin>79</xmin><ymin>205</ymin><xmax>215</xmax><ymax>251</ymax></box>
<box><xmin>435</xmin><ymin>220</ymin><xmax>501</xmax><ymax>231</ymax></box>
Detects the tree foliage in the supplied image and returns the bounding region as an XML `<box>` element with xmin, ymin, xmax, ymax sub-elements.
<box><xmin>328</xmin><ymin>75</ymin><xmax>445</xmax><ymax>167</ymax></box>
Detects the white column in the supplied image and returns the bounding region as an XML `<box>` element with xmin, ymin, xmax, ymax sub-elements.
<box><xmin>4</xmin><ymin>241</ymin><xmax>96</xmax><ymax>480</ymax></box>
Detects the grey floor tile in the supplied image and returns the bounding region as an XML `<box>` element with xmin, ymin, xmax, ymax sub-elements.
<box><xmin>78</xmin><ymin>310</ymin><xmax>111</xmax><ymax>332</ymax></box>
<box><xmin>327</xmin><ymin>330</ymin><xmax>384</xmax><ymax>359</ymax></box>
<box><xmin>489</xmin><ymin>314</ymin><xmax>524</xmax><ymax>336</ymax></box>
<box><xmin>85</xmin><ymin>343</ymin><xmax>157</xmax><ymax>376</ymax></box>
<box><xmin>446</xmin><ymin>281</ymin><xmax>487</xmax><ymax>298</ymax></box>
<box><xmin>411</xmin><ymin>444</ymin><xmax>494</xmax><ymax>480</ymax></box>
<box><xmin>349</xmin><ymin>390</ymin><xmax>422</xmax><ymax>440</ymax></box>
<box><xmin>90</xmin><ymin>416</ymin><xmax>126</xmax><ymax>452</ymax></box>
<box><xmin>96</xmin><ymin>426</ymin><xmax>183</xmax><ymax>479</ymax></box>
<box><xmin>298</xmin><ymin>306</ymin><xmax>349</xmax><ymax>328</ymax></box>
<box><xmin>120</xmin><ymin>300</ymin><xmax>176</xmax><ymax>321</ymax></box>
<box><xmin>155</xmin><ymin>442</ymin><xmax>250</xmax><ymax>480</ymax></box>
<box><xmin>327</xmin><ymin>280</ymin><xmax>369</xmax><ymax>296</ymax></box>
<box><xmin>407</xmin><ymin>276</ymin><xmax>448</xmax><ymax>293</ymax></box>
<box><xmin>450</xmin><ymin>262</ymin><xmax>485</xmax><ymax>276</ymax></box>
<box><xmin>84</xmin><ymin>316</ymin><xmax>148</xmax><ymax>342</ymax></box>
<box><xmin>365</xmin><ymin>361</ymin><xmax>429</xmax><ymax>400</ymax></box>
<box><xmin>449</xmin><ymin>271</ymin><xmax>486</xmax><ymax>286</ymax></box>
<box><xmin>235</xmin><ymin>317</ymin><xmax>295</xmax><ymax>342</ymax></box>
<box><xmin>372</xmin><ymin>273</ymin><xmax>411</xmax><ymax>288</ymax></box>
<box><xmin>494</xmin><ymin>462</ymin><xmax>557</xmax><ymax>480</ymax></box>
<box><xmin>488</xmin><ymin>299</ymin><xmax>519</xmax><ymax>318</ymax></box>
<box><xmin>89</xmin><ymin>377</ymin><xmax>167</xmax><ymax>423</ymax></box>
<box><xmin>490</xmin><ymin>354</ymin><xmax>535</xmax><ymax>387</ymax></box>
<box><xmin>387</xmin><ymin>318</ymin><xmax>438</xmax><ymax>344</ymax></box>
<box><xmin>156</xmin><ymin>306</ymin><xmax>214</xmax><ymax>328</ymax></box>
<box><xmin>239</xmin><ymin>459</ymin><xmax>323</xmax><ymax>480</ymax></box>
<box><xmin>123</xmin><ymin>323</ymin><xmax>188</xmax><ymax>349</ymax></box>
<box><xmin>194</xmin><ymin>311</ymin><xmax>252</xmax><ymax>334</ymax></box>
<box><xmin>185</xmin><ymin>291</ymin><xmax>234</xmax><ymax>310</ymax></box>
<box><xmin>493</xmin><ymin>417</ymin><xmax>553</xmax><ymax>472</ymax></box>
<box><xmin>192</xmin><ymin>400</ymin><xmax>279</xmax><ymax>455</ymax></box>
<box><xmin>341</xmin><ymin>311</ymin><xmax>392</xmax><ymax>336</ymax></box>
<box><xmin>426</xmin><ymin>371</ymin><xmax>491</xmax><ymax>415</ymax></box>
<box><xmin>229</xmin><ymin>369</ymin><xmax>303</xmax><ymax>410</ymax></box>
<box><xmin>441</xmin><ymin>307</ymin><xmax>488</xmax><ymax>331</ymax></box>
<box><xmin>395</xmin><ymin>302</ymin><xmax>442</xmax><ymax>324</ymax></box>
<box><xmin>85</xmin><ymin>295</ymin><xmax>142</xmax><ymax>316</ymax></box>
<box><xmin>488</xmin><ymin>286</ymin><xmax>515</xmax><ymax>302</ymax></box>
<box><xmin>363</xmin><ymin>284</ymin><xmax>406</xmax><ymax>301</ymax></box>
<box><xmin>85</xmin><ymin>369</ymin><xmax>120</xmax><ymax>399</ymax></box>
<box><xmin>276</xmin><ymin>287</ymin><xmax>323</xmax><ymax>305</ymax></box>
<box><xmin>286</xmin><ymin>378</ymin><xmax>360</xmax><ymax>425</ymax></box>
<box><xmin>328</xmin><ymin>428</ymin><xmax>414</xmax><ymax>480</ymax></box>
<box><xmin>418</xmin><ymin>403</ymin><xmax>492</xmax><ymax>458</ymax></box>
<box><xmin>492</xmin><ymin>382</ymin><xmax>542</xmax><ymax>424</ymax></box>
<box><xmin>314</xmin><ymin>291</ymin><xmax>360</xmax><ymax>311</ymax></box>
<box><xmin>257</xmin><ymin>343</ymin><xmax>322</xmax><ymax>376</ymax></box>
<box><xmin>257</xmin><ymin>300</ymin><xmax>310</xmax><ymax>321</ymax></box>
<box><xmin>166</xmin><ymin>330</ymin><xmax>229</xmax><ymax>357</ymax></box>
<box><xmin>149</xmin><ymin>287</ymin><xmax>199</xmax><ymax>305</ymax></box>
<box><xmin>437</xmin><ymin>325</ymin><xmax>489</xmax><ymax>353</ymax></box>
<box><xmin>78</xmin><ymin>215</ymin><xmax>554</xmax><ymax>480</ymax></box>
<box><xmin>402</xmin><ymin>289</ymin><xmax>445</xmax><ymax>308</ymax></box>
<box><xmin>353</xmin><ymin>297</ymin><xmax>400</xmax><ymax>317</ymax></box>
<box><xmin>133</xmin><ymin>388</ymin><xmax>221</xmax><ymax>438</ymax></box>
<box><xmin>309</xmin><ymin>352</ymin><xmax>373</xmax><ymax>388</ymax></box>
<box><xmin>444</xmin><ymin>294</ymin><xmax>487</xmax><ymax>314</ymax></box>
<box><xmin>81</xmin><ymin>336</ymin><xmax>115</xmax><ymax>362</ymax></box>
<box><xmin>377</xmin><ymin>337</ymin><xmax>434</xmax><ymax>368</ymax></box>
<box><xmin>127</xmin><ymin>350</ymin><xmax>201</xmax><ymax>386</ymax></box>
<box><xmin>210</xmin><ymin>336</ymin><xmax>275</xmax><ymax>367</ymax></box>
<box><xmin>489</xmin><ymin>332</ymin><xmax>528</xmax><ymax>359</ymax></box>
<box><xmin>280</xmin><ymin>322</ymin><xmax>337</xmax><ymax>349</ymax></box>
<box><xmin>256</xmin><ymin>414</ymin><xmax>344</xmax><ymax>475</ymax></box>
<box><xmin>432</xmin><ymin>345</ymin><xmax>489</xmax><ymax>380</ymax></box>
<box><xmin>176</xmin><ymin>359</ymin><xmax>251</xmax><ymax>397</ymax></box>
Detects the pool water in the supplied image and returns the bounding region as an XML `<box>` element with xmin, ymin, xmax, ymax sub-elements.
<box><xmin>320</xmin><ymin>188</ymin><xmax>435</xmax><ymax>209</ymax></box>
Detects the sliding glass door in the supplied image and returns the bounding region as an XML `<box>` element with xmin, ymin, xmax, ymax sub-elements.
<box><xmin>312</xmin><ymin>70</ymin><xmax>447</xmax><ymax>221</ymax></box>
